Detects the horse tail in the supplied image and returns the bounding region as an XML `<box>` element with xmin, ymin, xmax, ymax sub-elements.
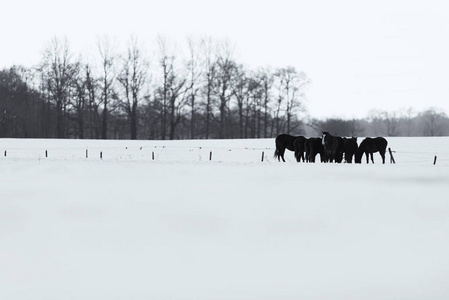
<box><xmin>274</xmin><ymin>148</ymin><xmax>280</xmax><ymax>159</ymax></box>
<box><xmin>294</xmin><ymin>149</ymin><xmax>299</xmax><ymax>162</ymax></box>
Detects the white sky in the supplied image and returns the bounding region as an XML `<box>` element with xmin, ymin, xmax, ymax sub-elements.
<box><xmin>2</xmin><ymin>0</ymin><xmax>449</xmax><ymax>119</ymax></box>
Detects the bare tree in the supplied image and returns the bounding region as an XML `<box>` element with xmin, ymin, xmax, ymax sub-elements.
<box><xmin>275</xmin><ymin>67</ymin><xmax>309</xmax><ymax>134</ymax></box>
<box><xmin>257</xmin><ymin>68</ymin><xmax>274</xmax><ymax>138</ymax></box>
<box><xmin>71</xmin><ymin>63</ymin><xmax>91</xmax><ymax>138</ymax></box>
<box><xmin>200</xmin><ymin>37</ymin><xmax>217</xmax><ymax>139</ymax></box>
<box><xmin>272</xmin><ymin>67</ymin><xmax>309</xmax><ymax>135</ymax></box>
<box><xmin>400</xmin><ymin>107</ymin><xmax>416</xmax><ymax>136</ymax></box>
<box><xmin>421</xmin><ymin>107</ymin><xmax>446</xmax><ymax>136</ymax></box>
<box><xmin>97</xmin><ymin>35</ymin><xmax>118</xmax><ymax>139</ymax></box>
<box><xmin>231</xmin><ymin>64</ymin><xmax>249</xmax><ymax>138</ymax></box>
<box><xmin>368</xmin><ymin>110</ymin><xmax>401</xmax><ymax>136</ymax></box>
<box><xmin>186</xmin><ymin>37</ymin><xmax>203</xmax><ymax>139</ymax></box>
<box><xmin>40</xmin><ymin>37</ymin><xmax>79</xmax><ymax>138</ymax></box>
<box><xmin>382</xmin><ymin>111</ymin><xmax>401</xmax><ymax>136</ymax></box>
<box><xmin>118</xmin><ymin>36</ymin><xmax>149</xmax><ymax>139</ymax></box>
<box><xmin>155</xmin><ymin>36</ymin><xmax>188</xmax><ymax>140</ymax></box>
<box><xmin>214</xmin><ymin>40</ymin><xmax>237</xmax><ymax>138</ymax></box>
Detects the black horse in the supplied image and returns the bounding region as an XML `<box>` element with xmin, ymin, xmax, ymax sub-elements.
<box><xmin>308</xmin><ymin>137</ymin><xmax>325</xmax><ymax>163</ymax></box>
<box><xmin>274</xmin><ymin>134</ymin><xmax>303</xmax><ymax>162</ymax></box>
<box><xmin>294</xmin><ymin>136</ymin><xmax>307</xmax><ymax>162</ymax></box>
<box><xmin>355</xmin><ymin>137</ymin><xmax>388</xmax><ymax>164</ymax></box>
<box><xmin>321</xmin><ymin>131</ymin><xmax>344</xmax><ymax>163</ymax></box>
<box><xmin>342</xmin><ymin>137</ymin><xmax>358</xmax><ymax>163</ymax></box>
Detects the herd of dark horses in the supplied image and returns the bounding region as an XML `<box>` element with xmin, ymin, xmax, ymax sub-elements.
<box><xmin>274</xmin><ymin>132</ymin><xmax>388</xmax><ymax>164</ymax></box>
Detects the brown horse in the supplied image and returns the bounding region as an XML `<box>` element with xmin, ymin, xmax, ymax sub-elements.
<box><xmin>322</xmin><ymin>131</ymin><xmax>344</xmax><ymax>163</ymax></box>
<box><xmin>308</xmin><ymin>137</ymin><xmax>325</xmax><ymax>163</ymax></box>
<box><xmin>355</xmin><ymin>137</ymin><xmax>388</xmax><ymax>164</ymax></box>
<box><xmin>274</xmin><ymin>134</ymin><xmax>303</xmax><ymax>162</ymax></box>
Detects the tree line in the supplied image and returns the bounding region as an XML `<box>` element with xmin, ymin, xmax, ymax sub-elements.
<box><xmin>306</xmin><ymin>107</ymin><xmax>449</xmax><ymax>137</ymax></box>
<box><xmin>1</xmin><ymin>35</ymin><xmax>448</xmax><ymax>140</ymax></box>
<box><xmin>0</xmin><ymin>36</ymin><xmax>309</xmax><ymax>140</ymax></box>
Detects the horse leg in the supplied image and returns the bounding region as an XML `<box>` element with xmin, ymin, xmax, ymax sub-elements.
<box><xmin>365</xmin><ymin>152</ymin><xmax>369</xmax><ymax>164</ymax></box>
<box><xmin>381</xmin><ymin>151</ymin><xmax>386</xmax><ymax>164</ymax></box>
<box><xmin>280</xmin><ymin>148</ymin><xmax>286</xmax><ymax>162</ymax></box>
<box><xmin>370</xmin><ymin>153</ymin><xmax>374</xmax><ymax>164</ymax></box>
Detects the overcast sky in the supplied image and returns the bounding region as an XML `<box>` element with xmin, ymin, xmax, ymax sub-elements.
<box><xmin>2</xmin><ymin>0</ymin><xmax>449</xmax><ymax>119</ymax></box>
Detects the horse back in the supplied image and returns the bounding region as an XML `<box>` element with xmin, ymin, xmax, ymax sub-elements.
<box><xmin>360</xmin><ymin>137</ymin><xmax>387</xmax><ymax>153</ymax></box>
<box><xmin>374</xmin><ymin>137</ymin><xmax>388</xmax><ymax>151</ymax></box>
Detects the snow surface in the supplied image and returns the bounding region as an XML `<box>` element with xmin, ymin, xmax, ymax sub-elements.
<box><xmin>1</xmin><ymin>137</ymin><xmax>449</xmax><ymax>300</ymax></box>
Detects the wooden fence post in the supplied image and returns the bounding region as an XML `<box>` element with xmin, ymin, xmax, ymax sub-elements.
<box><xmin>434</xmin><ymin>155</ymin><xmax>437</xmax><ymax>165</ymax></box>
<box><xmin>152</xmin><ymin>152</ymin><xmax>154</xmax><ymax>160</ymax></box>
<box><xmin>86</xmin><ymin>149</ymin><xmax>88</xmax><ymax>158</ymax></box>
<box><xmin>100</xmin><ymin>151</ymin><xmax>103</xmax><ymax>160</ymax></box>
<box><xmin>209</xmin><ymin>151</ymin><xmax>212</xmax><ymax>161</ymax></box>
<box><xmin>261</xmin><ymin>151</ymin><xmax>264</xmax><ymax>162</ymax></box>
<box><xmin>45</xmin><ymin>150</ymin><xmax>48</xmax><ymax>158</ymax></box>
<box><xmin>4</xmin><ymin>150</ymin><xmax>6</xmax><ymax>157</ymax></box>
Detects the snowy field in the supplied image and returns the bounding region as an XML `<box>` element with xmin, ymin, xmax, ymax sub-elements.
<box><xmin>1</xmin><ymin>137</ymin><xmax>449</xmax><ymax>300</ymax></box>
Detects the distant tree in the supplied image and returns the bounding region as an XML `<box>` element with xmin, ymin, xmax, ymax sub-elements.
<box><xmin>231</xmin><ymin>64</ymin><xmax>250</xmax><ymax>138</ymax></box>
<box><xmin>367</xmin><ymin>110</ymin><xmax>386</xmax><ymax>136</ymax></box>
<box><xmin>118</xmin><ymin>36</ymin><xmax>149</xmax><ymax>139</ymax></box>
<box><xmin>0</xmin><ymin>67</ymin><xmax>41</xmax><ymax>137</ymax></box>
<box><xmin>199</xmin><ymin>37</ymin><xmax>218</xmax><ymax>139</ymax></box>
<box><xmin>273</xmin><ymin>67</ymin><xmax>309</xmax><ymax>135</ymax></box>
<box><xmin>71</xmin><ymin>63</ymin><xmax>91</xmax><ymax>138</ymax></box>
<box><xmin>185</xmin><ymin>37</ymin><xmax>203</xmax><ymax>139</ymax></box>
<box><xmin>84</xmin><ymin>61</ymin><xmax>100</xmax><ymax>139</ymax></box>
<box><xmin>39</xmin><ymin>37</ymin><xmax>79</xmax><ymax>138</ymax></box>
<box><xmin>317</xmin><ymin>118</ymin><xmax>363</xmax><ymax>137</ymax></box>
<box><xmin>154</xmin><ymin>36</ymin><xmax>189</xmax><ymax>140</ymax></box>
<box><xmin>246</xmin><ymin>74</ymin><xmax>264</xmax><ymax>138</ymax></box>
<box><xmin>382</xmin><ymin>111</ymin><xmax>401</xmax><ymax>136</ymax></box>
<box><xmin>256</xmin><ymin>68</ymin><xmax>274</xmax><ymax>138</ymax></box>
<box><xmin>421</xmin><ymin>108</ymin><xmax>446</xmax><ymax>136</ymax></box>
<box><xmin>97</xmin><ymin>35</ymin><xmax>118</xmax><ymax>139</ymax></box>
<box><xmin>214</xmin><ymin>40</ymin><xmax>237</xmax><ymax>138</ymax></box>
<box><xmin>400</xmin><ymin>107</ymin><xmax>416</xmax><ymax>136</ymax></box>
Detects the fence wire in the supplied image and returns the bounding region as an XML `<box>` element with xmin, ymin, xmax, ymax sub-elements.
<box><xmin>1</xmin><ymin>140</ymin><xmax>448</xmax><ymax>165</ymax></box>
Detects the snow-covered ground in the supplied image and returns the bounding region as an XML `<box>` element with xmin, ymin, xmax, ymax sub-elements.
<box><xmin>1</xmin><ymin>137</ymin><xmax>449</xmax><ymax>300</ymax></box>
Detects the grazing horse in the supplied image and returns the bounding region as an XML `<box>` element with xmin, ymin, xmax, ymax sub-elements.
<box><xmin>355</xmin><ymin>137</ymin><xmax>388</xmax><ymax>164</ymax></box>
<box><xmin>321</xmin><ymin>131</ymin><xmax>344</xmax><ymax>163</ymax></box>
<box><xmin>308</xmin><ymin>137</ymin><xmax>325</xmax><ymax>163</ymax></box>
<box><xmin>274</xmin><ymin>134</ymin><xmax>302</xmax><ymax>162</ymax></box>
<box><xmin>342</xmin><ymin>137</ymin><xmax>358</xmax><ymax>163</ymax></box>
<box><xmin>294</xmin><ymin>136</ymin><xmax>308</xmax><ymax>162</ymax></box>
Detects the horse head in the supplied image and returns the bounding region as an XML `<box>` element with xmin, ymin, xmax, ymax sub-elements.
<box><xmin>321</xmin><ymin>131</ymin><xmax>329</xmax><ymax>145</ymax></box>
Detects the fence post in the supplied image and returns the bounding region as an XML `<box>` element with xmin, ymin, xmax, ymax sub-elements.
<box><xmin>45</xmin><ymin>150</ymin><xmax>48</xmax><ymax>158</ymax></box>
<box><xmin>4</xmin><ymin>150</ymin><xmax>6</xmax><ymax>157</ymax></box>
<box><xmin>388</xmin><ymin>148</ymin><xmax>396</xmax><ymax>164</ymax></box>
<box><xmin>209</xmin><ymin>151</ymin><xmax>212</xmax><ymax>161</ymax></box>
<box><xmin>434</xmin><ymin>155</ymin><xmax>437</xmax><ymax>165</ymax></box>
<box><xmin>86</xmin><ymin>149</ymin><xmax>88</xmax><ymax>158</ymax></box>
<box><xmin>261</xmin><ymin>151</ymin><xmax>264</xmax><ymax>162</ymax></box>
<box><xmin>152</xmin><ymin>152</ymin><xmax>154</xmax><ymax>160</ymax></box>
<box><xmin>100</xmin><ymin>151</ymin><xmax>103</xmax><ymax>160</ymax></box>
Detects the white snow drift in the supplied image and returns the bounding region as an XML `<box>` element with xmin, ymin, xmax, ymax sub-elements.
<box><xmin>1</xmin><ymin>137</ymin><xmax>449</xmax><ymax>300</ymax></box>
